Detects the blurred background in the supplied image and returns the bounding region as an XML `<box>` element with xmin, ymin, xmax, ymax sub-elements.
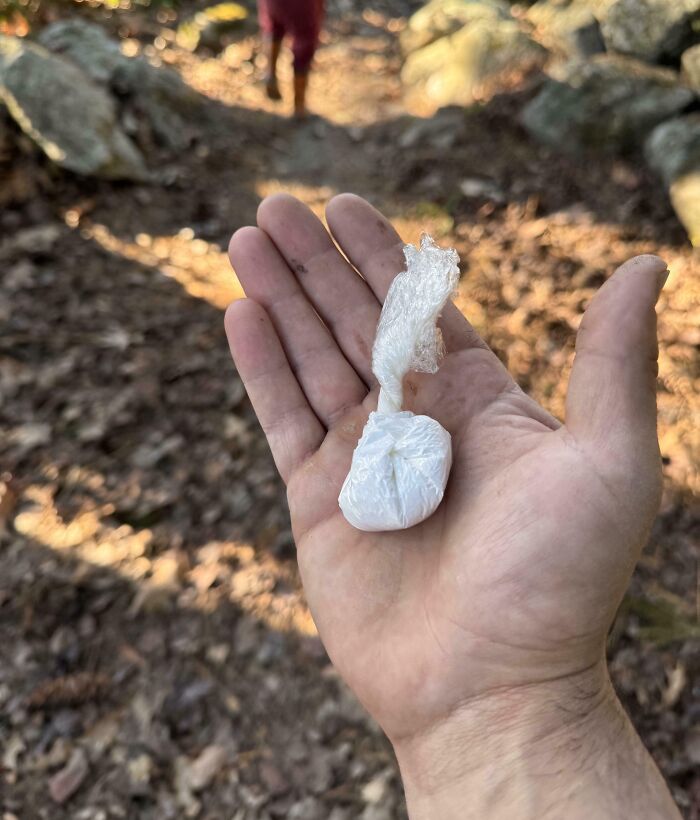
<box><xmin>0</xmin><ymin>0</ymin><xmax>698</xmax><ymax>816</ymax></box>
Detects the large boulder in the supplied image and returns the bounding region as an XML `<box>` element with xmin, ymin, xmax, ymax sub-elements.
<box><xmin>39</xmin><ymin>19</ymin><xmax>200</xmax><ymax>150</ymax></box>
<box><xmin>645</xmin><ymin>115</ymin><xmax>700</xmax><ymax>246</ymax></box>
<box><xmin>402</xmin><ymin>14</ymin><xmax>545</xmax><ymax>107</ymax></box>
<box><xmin>525</xmin><ymin>0</ymin><xmax>605</xmax><ymax>58</ymax></box>
<box><xmin>400</xmin><ymin>0</ymin><xmax>511</xmax><ymax>55</ymax></box>
<box><xmin>522</xmin><ymin>55</ymin><xmax>694</xmax><ymax>153</ymax></box>
<box><xmin>38</xmin><ymin>16</ymin><xmax>123</xmax><ymax>83</ymax></box>
<box><xmin>110</xmin><ymin>58</ymin><xmax>201</xmax><ymax>151</ymax></box>
<box><xmin>681</xmin><ymin>44</ymin><xmax>700</xmax><ymax>91</ymax></box>
<box><xmin>0</xmin><ymin>35</ymin><xmax>147</xmax><ymax>180</ymax></box>
<box><xmin>600</xmin><ymin>0</ymin><xmax>700</xmax><ymax>63</ymax></box>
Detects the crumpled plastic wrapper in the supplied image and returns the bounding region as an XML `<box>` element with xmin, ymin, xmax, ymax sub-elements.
<box><xmin>338</xmin><ymin>235</ymin><xmax>459</xmax><ymax>532</ymax></box>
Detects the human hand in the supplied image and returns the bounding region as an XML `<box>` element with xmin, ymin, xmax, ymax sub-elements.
<box><xmin>225</xmin><ymin>194</ymin><xmax>679</xmax><ymax>818</ymax></box>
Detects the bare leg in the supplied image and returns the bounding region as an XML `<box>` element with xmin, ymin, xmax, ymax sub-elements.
<box><xmin>264</xmin><ymin>36</ymin><xmax>282</xmax><ymax>101</ymax></box>
<box><xmin>293</xmin><ymin>71</ymin><xmax>309</xmax><ymax>118</ymax></box>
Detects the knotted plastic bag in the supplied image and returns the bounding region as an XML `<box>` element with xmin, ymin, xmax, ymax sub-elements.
<box><xmin>338</xmin><ymin>235</ymin><xmax>459</xmax><ymax>532</ymax></box>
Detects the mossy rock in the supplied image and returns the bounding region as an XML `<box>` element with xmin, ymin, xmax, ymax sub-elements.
<box><xmin>39</xmin><ymin>19</ymin><xmax>201</xmax><ymax>151</ymax></box>
<box><xmin>646</xmin><ymin>114</ymin><xmax>700</xmax><ymax>246</ymax></box>
<box><xmin>526</xmin><ymin>0</ymin><xmax>605</xmax><ymax>58</ymax></box>
<box><xmin>0</xmin><ymin>35</ymin><xmax>147</xmax><ymax>180</ymax></box>
<box><xmin>38</xmin><ymin>17</ymin><xmax>123</xmax><ymax>83</ymax></box>
<box><xmin>522</xmin><ymin>54</ymin><xmax>694</xmax><ymax>154</ymax></box>
<box><xmin>400</xmin><ymin>0</ymin><xmax>511</xmax><ymax>55</ymax></box>
<box><xmin>600</xmin><ymin>0</ymin><xmax>700</xmax><ymax>63</ymax></box>
<box><xmin>402</xmin><ymin>15</ymin><xmax>546</xmax><ymax>107</ymax></box>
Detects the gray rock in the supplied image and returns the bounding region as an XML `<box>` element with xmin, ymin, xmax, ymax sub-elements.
<box><xmin>402</xmin><ymin>13</ymin><xmax>546</xmax><ymax>107</ymax></box>
<box><xmin>0</xmin><ymin>36</ymin><xmax>147</xmax><ymax>180</ymax></box>
<box><xmin>400</xmin><ymin>0</ymin><xmax>511</xmax><ymax>55</ymax></box>
<box><xmin>645</xmin><ymin>113</ymin><xmax>700</xmax><ymax>184</ymax></box>
<box><xmin>600</xmin><ymin>0</ymin><xmax>700</xmax><ymax>63</ymax></box>
<box><xmin>38</xmin><ymin>18</ymin><xmax>123</xmax><ymax>83</ymax></box>
<box><xmin>39</xmin><ymin>20</ymin><xmax>200</xmax><ymax>150</ymax></box>
<box><xmin>522</xmin><ymin>55</ymin><xmax>694</xmax><ymax>154</ymax></box>
<box><xmin>398</xmin><ymin>107</ymin><xmax>466</xmax><ymax>148</ymax></box>
<box><xmin>111</xmin><ymin>58</ymin><xmax>201</xmax><ymax>150</ymax></box>
<box><xmin>526</xmin><ymin>0</ymin><xmax>605</xmax><ymax>58</ymax></box>
<box><xmin>681</xmin><ymin>43</ymin><xmax>700</xmax><ymax>91</ymax></box>
<box><xmin>645</xmin><ymin>114</ymin><xmax>700</xmax><ymax>246</ymax></box>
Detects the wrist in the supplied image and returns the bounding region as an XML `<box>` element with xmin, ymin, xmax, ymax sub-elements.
<box><xmin>393</xmin><ymin>661</ymin><xmax>680</xmax><ymax>820</ymax></box>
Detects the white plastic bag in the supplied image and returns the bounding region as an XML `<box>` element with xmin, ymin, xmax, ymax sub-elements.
<box><xmin>338</xmin><ymin>234</ymin><xmax>459</xmax><ymax>532</ymax></box>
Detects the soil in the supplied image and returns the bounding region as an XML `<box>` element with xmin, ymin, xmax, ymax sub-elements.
<box><xmin>0</xmin><ymin>0</ymin><xmax>698</xmax><ymax>817</ymax></box>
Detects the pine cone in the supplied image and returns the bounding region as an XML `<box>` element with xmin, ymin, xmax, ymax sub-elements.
<box><xmin>26</xmin><ymin>671</ymin><xmax>111</xmax><ymax>710</ymax></box>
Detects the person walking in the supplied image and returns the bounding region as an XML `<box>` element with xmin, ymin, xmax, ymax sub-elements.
<box><xmin>258</xmin><ymin>0</ymin><xmax>324</xmax><ymax>118</ymax></box>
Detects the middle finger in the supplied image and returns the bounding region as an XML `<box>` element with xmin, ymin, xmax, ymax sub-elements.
<box><xmin>257</xmin><ymin>193</ymin><xmax>381</xmax><ymax>386</ymax></box>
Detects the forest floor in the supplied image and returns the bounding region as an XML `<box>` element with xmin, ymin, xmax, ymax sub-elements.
<box><xmin>1</xmin><ymin>0</ymin><xmax>698</xmax><ymax>817</ymax></box>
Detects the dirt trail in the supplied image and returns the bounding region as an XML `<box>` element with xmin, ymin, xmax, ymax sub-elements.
<box><xmin>1</xmin><ymin>1</ymin><xmax>698</xmax><ymax>817</ymax></box>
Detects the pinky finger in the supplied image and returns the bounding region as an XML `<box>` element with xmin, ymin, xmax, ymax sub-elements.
<box><xmin>225</xmin><ymin>299</ymin><xmax>325</xmax><ymax>483</ymax></box>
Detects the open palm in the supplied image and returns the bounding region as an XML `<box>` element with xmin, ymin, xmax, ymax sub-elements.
<box><xmin>225</xmin><ymin>193</ymin><xmax>668</xmax><ymax>744</ymax></box>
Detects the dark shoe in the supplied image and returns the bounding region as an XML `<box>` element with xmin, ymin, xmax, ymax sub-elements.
<box><xmin>265</xmin><ymin>76</ymin><xmax>282</xmax><ymax>101</ymax></box>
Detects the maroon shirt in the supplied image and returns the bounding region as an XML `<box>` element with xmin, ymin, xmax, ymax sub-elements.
<box><xmin>258</xmin><ymin>0</ymin><xmax>324</xmax><ymax>72</ymax></box>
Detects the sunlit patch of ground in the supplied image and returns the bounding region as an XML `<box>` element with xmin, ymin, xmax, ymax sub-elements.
<box><xmin>14</xmin><ymin>481</ymin><xmax>316</xmax><ymax>637</ymax></box>
<box><xmin>451</xmin><ymin>205</ymin><xmax>699</xmax><ymax>497</ymax></box>
<box><xmin>81</xmin><ymin>221</ymin><xmax>244</xmax><ymax>308</ymax></box>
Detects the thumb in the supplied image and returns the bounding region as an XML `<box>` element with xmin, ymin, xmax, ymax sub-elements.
<box><xmin>566</xmin><ymin>254</ymin><xmax>669</xmax><ymax>453</ymax></box>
